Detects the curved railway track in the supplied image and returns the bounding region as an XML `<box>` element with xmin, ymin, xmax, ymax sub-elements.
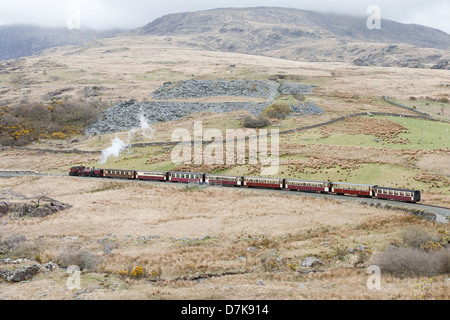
<box><xmin>1</xmin><ymin>170</ymin><xmax>448</xmax><ymax>224</ymax></box>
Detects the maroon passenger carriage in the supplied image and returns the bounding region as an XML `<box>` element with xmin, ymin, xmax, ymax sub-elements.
<box><xmin>205</xmin><ymin>174</ymin><xmax>243</xmax><ymax>187</ymax></box>
<box><xmin>168</xmin><ymin>172</ymin><xmax>205</xmax><ymax>183</ymax></box>
<box><xmin>103</xmin><ymin>169</ymin><xmax>136</xmax><ymax>179</ymax></box>
<box><xmin>374</xmin><ymin>186</ymin><xmax>421</xmax><ymax>203</ymax></box>
<box><xmin>330</xmin><ymin>182</ymin><xmax>375</xmax><ymax>197</ymax></box>
<box><xmin>243</xmin><ymin>177</ymin><xmax>284</xmax><ymax>189</ymax></box>
<box><xmin>285</xmin><ymin>179</ymin><xmax>330</xmax><ymax>193</ymax></box>
<box><xmin>136</xmin><ymin>171</ymin><xmax>168</xmax><ymax>181</ymax></box>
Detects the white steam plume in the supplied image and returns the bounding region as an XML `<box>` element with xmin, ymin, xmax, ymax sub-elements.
<box><xmin>138</xmin><ymin>114</ymin><xmax>156</xmax><ymax>140</ymax></box>
<box><xmin>98</xmin><ymin>114</ymin><xmax>155</xmax><ymax>165</ymax></box>
<box><xmin>99</xmin><ymin>135</ymin><xmax>129</xmax><ymax>165</ymax></box>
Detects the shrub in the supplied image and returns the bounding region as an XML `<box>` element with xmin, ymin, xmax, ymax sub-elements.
<box><xmin>130</xmin><ymin>266</ymin><xmax>145</xmax><ymax>279</ymax></box>
<box><xmin>373</xmin><ymin>246</ymin><xmax>450</xmax><ymax>278</ymax></box>
<box><xmin>294</xmin><ymin>94</ymin><xmax>306</xmax><ymax>102</ymax></box>
<box><xmin>402</xmin><ymin>226</ymin><xmax>441</xmax><ymax>248</ymax></box>
<box><xmin>56</xmin><ymin>249</ymin><xmax>102</xmax><ymax>271</ymax></box>
<box><xmin>243</xmin><ymin>116</ymin><xmax>271</xmax><ymax>128</ymax></box>
<box><xmin>411</xmin><ymin>278</ymin><xmax>447</xmax><ymax>300</ymax></box>
<box><xmin>332</xmin><ymin>244</ymin><xmax>349</xmax><ymax>261</ymax></box>
<box><xmin>262</xmin><ymin>103</ymin><xmax>291</xmax><ymax>120</ymax></box>
<box><xmin>118</xmin><ymin>265</ymin><xmax>149</xmax><ymax>279</ymax></box>
<box><xmin>1</xmin><ymin>234</ymin><xmax>27</xmax><ymax>251</ymax></box>
<box><xmin>0</xmin><ymin>100</ymin><xmax>101</xmax><ymax>146</ymax></box>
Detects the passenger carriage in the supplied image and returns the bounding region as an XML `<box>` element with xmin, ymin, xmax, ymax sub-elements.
<box><xmin>374</xmin><ymin>186</ymin><xmax>421</xmax><ymax>203</ymax></box>
<box><xmin>205</xmin><ymin>175</ymin><xmax>243</xmax><ymax>186</ymax></box>
<box><xmin>285</xmin><ymin>179</ymin><xmax>330</xmax><ymax>193</ymax></box>
<box><xmin>103</xmin><ymin>169</ymin><xmax>136</xmax><ymax>180</ymax></box>
<box><xmin>330</xmin><ymin>182</ymin><xmax>375</xmax><ymax>197</ymax></box>
<box><xmin>244</xmin><ymin>177</ymin><xmax>284</xmax><ymax>189</ymax></box>
<box><xmin>136</xmin><ymin>171</ymin><xmax>168</xmax><ymax>181</ymax></box>
<box><xmin>168</xmin><ymin>172</ymin><xmax>205</xmax><ymax>183</ymax></box>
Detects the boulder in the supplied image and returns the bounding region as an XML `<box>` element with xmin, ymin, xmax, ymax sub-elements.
<box><xmin>0</xmin><ymin>202</ymin><xmax>8</xmax><ymax>217</ymax></box>
<box><xmin>301</xmin><ymin>257</ymin><xmax>322</xmax><ymax>267</ymax></box>
<box><xmin>0</xmin><ymin>264</ymin><xmax>42</xmax><ymax>282</ymax></box>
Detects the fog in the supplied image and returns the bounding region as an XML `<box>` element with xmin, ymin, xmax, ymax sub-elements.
<box><xmin>0</xmin><ymin>0</ymin><xmax>449</xmax><ymax>33</ymax></box>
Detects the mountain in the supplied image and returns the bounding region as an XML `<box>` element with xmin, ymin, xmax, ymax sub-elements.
<box><xmin>133</xmin><ymin>7</ymin><xmax>450</xmax><ymax>69</ymax></box>
<box><xmin>1</xmin><ymin>7</ymin><xmax>449</xmax><ymax>69</ymax></box>
<box><xmin>0</xmin><ymin>25</ymin><xmax>120</xmax><ymax>61</ymax></box>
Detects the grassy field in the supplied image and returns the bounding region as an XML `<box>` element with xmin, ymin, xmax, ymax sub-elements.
<box><xmin>0</xmin><ymin>35</ymin><xmax>449</xmax><ymax>300</ymax></box>
<box><xmin>0</xmin><ymin>175</ymin><xmax>448</xmax><ymax>300</ymax></box>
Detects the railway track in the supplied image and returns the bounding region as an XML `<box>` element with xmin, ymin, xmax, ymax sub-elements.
<box><xmin>1</xmin><ymin>170</ymin><xmax>448</xmax><ymax>224</ymax></box>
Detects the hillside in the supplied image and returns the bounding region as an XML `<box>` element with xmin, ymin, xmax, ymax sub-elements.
<box><xmin>0</xmin><ymin>25</ymin><xmax>120</xmax><ymax>61</ymax></box>
<box><xmin>0</xmin><ymin>7</ymin><xmax>449</xmax><ymax>302</ymax></box>
<box><xmin>134</xmin><ymin>7</ymin><xmax>450</xmax><ymax>69</ymax></box>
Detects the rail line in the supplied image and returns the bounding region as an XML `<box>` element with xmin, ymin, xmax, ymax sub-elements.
<box><xmin>1</xmin><ymin>170</ymin><xmax>448</xmax><ymax>224</ymax></box>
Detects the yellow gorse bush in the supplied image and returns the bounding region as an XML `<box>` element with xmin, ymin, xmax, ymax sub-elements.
<box><xmin>130</xmin><ymin>266</ymin><xmax>145</xmax><ymax>278</ymax></box>
<box><xmin>420</xmin><ymin>241</ymin><xmax>444</xmax><ymax>251</ymax></box>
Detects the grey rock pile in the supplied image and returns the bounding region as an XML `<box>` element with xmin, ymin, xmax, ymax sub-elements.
<box><xmin>290</xmin><ymin>102</ymin><xmax>324</xmax><ymax>116</ymax></box>
<box><xmin>152</xmin><ymin>79</ymin><xmax>280</xmax><ymax>100</ymax></box>
<box><xmin>278</xmin><ymin>82</ymin><xmax>312</xmax><ymax>95</ymax></box>
<box><xmin>86</xmin><ymin>100</ymin><xmax>269</xmax><ymax>135</ymax></box>
<box><xmin>86</xmin><ymin>79</ymin><xmax>316</xmax><ymax>135</ymax></box>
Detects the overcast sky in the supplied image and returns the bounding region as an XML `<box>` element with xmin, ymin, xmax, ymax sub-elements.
<box><xmin>0</xmin><ymin>0</ymin><xmax>449</xmax><ymax>34</ymax></box>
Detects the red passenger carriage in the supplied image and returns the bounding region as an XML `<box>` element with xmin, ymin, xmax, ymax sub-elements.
<box><xmin>168</xmin><ymin>172</ymin><xmax>205</xmax><ymax>183</ymax></box>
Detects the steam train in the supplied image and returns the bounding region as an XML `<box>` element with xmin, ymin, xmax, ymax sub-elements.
<box><xmin>69</xmin><ymin>166</ymin><xmax>421</xmax><ymax>203</ymax></box>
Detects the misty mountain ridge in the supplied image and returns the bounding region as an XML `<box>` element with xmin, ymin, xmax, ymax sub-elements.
<box><xmin>0</xmin><ymin>24</ymin><xmax>120</xmax><ymax>61</ymax></box>
<box><xmin>1</xmin><ymin>7</ymin><xmax>449</xmax><ymax>69</ymax></box>
<box><xmin>134</xmin><ymin>7</ymin><xmax>450</xmax><ymax>69</ymax></box>
<box><xmin>136</xmin><ymin>7</ymin><xmax>450</xmax><ymax>50</ymax></box>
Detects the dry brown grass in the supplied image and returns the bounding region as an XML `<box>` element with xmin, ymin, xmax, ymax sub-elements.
<box><xmin>1</xmin><ymin>35</ymin><xmax>449</xmax><ymax>111</ymax></box>
<box><xmin>0</xmin><ymin>175</ymin><xmax>448</xmax><ymax>300</ymax></box>
<box><xmin>0</xmin><ymin>34</ymin><xmax>449</xmax><ymax>300</ymax></box>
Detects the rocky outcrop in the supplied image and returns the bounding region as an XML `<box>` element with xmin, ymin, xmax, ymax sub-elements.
<box><xmin>301</xmin><ymin>257</ymin><xmax>322</xmax><ymax>267</ymax></box>
<box><xmin>431</xmin><ymin>60</ymin><xmax>450</xmax><ymax>70</ymax></box>
<box><xmin>0</xmin><ymin>190</ymin><xmax>71</xmax><ymax>218</ymax></box>
<box><xmin>0</xmin><ymin>264</ymin><xmax>41</xmax><ymax>282</ymax></box>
